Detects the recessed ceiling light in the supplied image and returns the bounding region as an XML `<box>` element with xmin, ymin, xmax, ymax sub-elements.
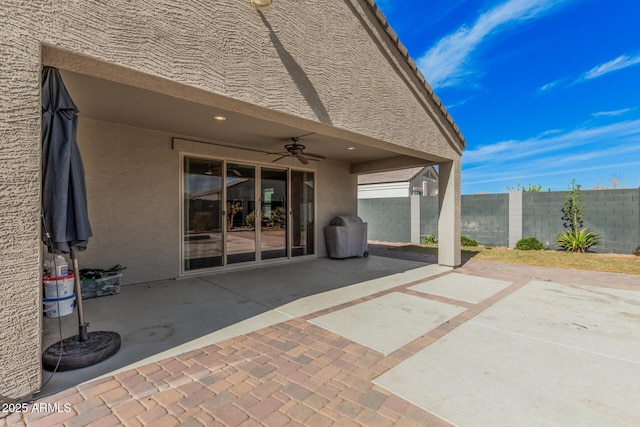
<box><xmin>213</xmin><ymin>115</ymin><xmax>227</xmax><ymax>121</ymax></box>
<box><xmin>251</xmin><ymin>0</ymin><xmax>273</xmax><ymax>10</ymax></box>
<box><xmin>347</xmin><ymin>147</ymin><xmax>356</xmax><ymax>150</ymax></box>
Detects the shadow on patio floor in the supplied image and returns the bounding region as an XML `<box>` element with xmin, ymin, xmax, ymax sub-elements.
<box><xmin>38</xmin><ymin>255</ymin><xmax>430</xmax><ymax>398</ymax></box>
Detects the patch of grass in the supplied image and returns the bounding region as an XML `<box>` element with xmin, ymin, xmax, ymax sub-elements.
<box><xmin>394</xmin><ymin>244</ymin><xmax>640</xmax><ymax>275</ymax></box>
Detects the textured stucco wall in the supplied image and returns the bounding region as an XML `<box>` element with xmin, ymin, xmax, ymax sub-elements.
<box><xmin>77</xmin><ymin>119</ymin><xmax>180</xmax><ymax>285</ymax></box>
<box><xmin>1</xmin><ymin>0</ymin><xmax>462</xmax><ymax>398</ymax></box>
<box><xmin>0</xmin><ymin>3</ymin><xmax>48</xmax><ymax>401</ymax></box>
<box><xmin>38</xmin><ymin>0</ymin><xmax>462</xmax><ymax>162</ymax></box>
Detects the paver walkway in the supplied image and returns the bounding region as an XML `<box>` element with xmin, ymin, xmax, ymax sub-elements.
<box><xmin>2</xmin><ymin>251</ymin><xmax>638</xmax><ymax>426</ymax></box>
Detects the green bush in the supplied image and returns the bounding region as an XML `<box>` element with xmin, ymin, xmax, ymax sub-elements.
<box><xmin>555</xmin><ymin>229</ymin><xmax>600</xmax><ymax>253</ymax></box>
<box><xmin>423</xmin><ymin>234</ymin><xmax>437</xmax><ymax>244</ymax></box>
<box><xmin>461</xmin><ymin>236</ymin><xmax>478</xmax><ymax>246</ymax></box>
<box><xmin>634</xmin><ymin>245</ymin><xmax>640</xmax><ymax>256</ymax></box>
<box><xmin>515</xmin><ymin>237</ymin><xmax>545</xmax><ymax>251</ymax></box>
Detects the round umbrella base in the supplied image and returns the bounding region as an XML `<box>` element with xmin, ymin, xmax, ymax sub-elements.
<box><xmin>43</xmin><ymin>331</ymin><xmax>121</xmax><ymax>372</ymax></box>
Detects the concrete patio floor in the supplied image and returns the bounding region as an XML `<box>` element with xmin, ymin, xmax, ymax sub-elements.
<box><xmin>38</xmin><ymin>255</ymin><xmax>447</xmax><ymax>397</ymax></box>
<box><xmin>5</xmin><ymin>249</ymin><xmax>639</xmax><ymax>426</ymax></box>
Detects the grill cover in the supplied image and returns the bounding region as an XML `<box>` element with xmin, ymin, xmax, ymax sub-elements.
<box><xmin>324</xmin><ymin>216</ymin><xmax>368</xmax><ymax>258</ymax></box>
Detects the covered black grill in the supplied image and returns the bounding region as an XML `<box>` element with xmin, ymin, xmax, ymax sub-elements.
<box><xmin>324</xmin><ymin>216</ymin><xmax>369</xmax><ymax>259</ymax></box>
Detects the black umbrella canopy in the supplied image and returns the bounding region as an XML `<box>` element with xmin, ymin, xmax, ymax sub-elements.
<box><xmin>40</xmin><ymin>67</ymin><xmax>120</xmax><ymax>368</ymax></box>
<box><xmin>41</xmin><ymin>66</ymin><xmax>92</xmax><ymax>253</ymax></box>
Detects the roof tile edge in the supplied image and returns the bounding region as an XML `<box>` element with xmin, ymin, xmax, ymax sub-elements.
<box><xmin>365</xmin><ymin>0</ymin><xmax>466</xmax><ymax>148</ymax></box>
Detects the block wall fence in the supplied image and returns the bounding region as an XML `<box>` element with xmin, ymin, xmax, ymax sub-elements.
<box><xmin>357</xmin><ymin>188</ymin><xmax>640</xmax><ymax>254</ymax></box>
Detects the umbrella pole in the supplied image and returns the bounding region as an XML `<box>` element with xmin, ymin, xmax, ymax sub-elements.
<box><xmin>70</xmin><ymin>248</ymin><xmax>88</xmax><ymax>342</ymax></box>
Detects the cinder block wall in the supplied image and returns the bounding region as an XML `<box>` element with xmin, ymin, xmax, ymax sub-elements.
<box><xmin>420</xmin><ymin>195</ymin><xmax>439</xmax><ymax>238</ymax></box>
<box><xmin>358</xmin><ymin>198</ymin><xmax>411</xmax><ymax>243</ymax></box>
<box><xmin>580</xmin><ymin>189</ymin><xmax>639</xmax><ymax>253</ymax></box>
<box><xmin>522</xmin><ymin>191</ymin><xmax>567</xmax><ymax>249</ymax></box>
<box><xmin>523</xmin><ymin>189</ymin><xmax>639</xmax><ymax>253</ymax></box>
<box><xmin>461</xmin><ymin>194</ymin><xmax>509</xmax><ymax>246</ymax></box>
<box><xmin>360</xmin><ymin>188</ymin><xmax>639</xmax><ymax>253</ymax></box>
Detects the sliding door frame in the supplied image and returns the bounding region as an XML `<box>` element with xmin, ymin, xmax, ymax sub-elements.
<box><xmin>180</xmin><ymin>151</ymin><xmax>316</xmax><ymax>276</ymax></box>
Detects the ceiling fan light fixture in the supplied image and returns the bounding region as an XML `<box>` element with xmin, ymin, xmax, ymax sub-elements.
<box><xmin>251</xmin><ymin>0</ymin><xmax>273</xmax><ymax>10</ymax></box>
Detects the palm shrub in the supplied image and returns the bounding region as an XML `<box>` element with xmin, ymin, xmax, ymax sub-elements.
<box><xmin>515</xmin><ymin>237</ymin><xmax>544</xmax><ymax>250</ymax></box>
<box><xmin>556</xmin><ymin>229</ymin><xmax>600</xmax><ymax>253</ymax></box>
<box><xmin>555</xmin><ymin>180</ymin><xmax>600</xmax><ymax>253</ymax></box>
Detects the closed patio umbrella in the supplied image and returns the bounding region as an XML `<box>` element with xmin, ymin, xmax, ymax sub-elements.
<box><xmin>41</xmin><ymin>66</ymin><xmax>120</xmax><ymax>371</ymax></box>
<box><xmin>41</xmin><ymin>67</ymin><xmax>92</xmax><ymax>253</ymax></box>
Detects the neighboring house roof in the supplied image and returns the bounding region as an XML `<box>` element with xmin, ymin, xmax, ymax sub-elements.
<box><xmin>364</xmin><ymin>0</ymin><xmax>466</xmax><ymax>147</ymax></box>
<box><xmin>358</xmin><ymin>166</ymin><xmax>433</xmax><ymax>185</ymax></box>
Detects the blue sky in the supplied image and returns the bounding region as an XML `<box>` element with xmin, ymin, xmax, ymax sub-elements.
<box><xmin>375</xmin><ymin>0</ymin><xmax>640</xmax><ymax>194</ymax></box>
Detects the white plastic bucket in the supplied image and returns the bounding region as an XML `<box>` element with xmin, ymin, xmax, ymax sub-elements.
<box><xmin>43</xmin><ymin>274</ymin><xmax>75</xmax><ymax>299</ymax></box>
<box><xmin>43</xmin><ymin>294</ymin><xmax>76</xmax><ymax>317</ymax></box>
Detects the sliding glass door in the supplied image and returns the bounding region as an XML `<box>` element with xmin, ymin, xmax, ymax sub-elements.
<box><xmin>183</xmin><ymin>156</ymin><xmax>314</xmax><ymax>273</ymax></box>
<box><xmin>291</xmin><ymin>170</ymin><xmax>314</xmax><ymax>257</ymax></box>
<box><xmin>183</xmin><ymin>158</ymin><xmax>223</xmax><ymax>271</ymax></box>
<box><xmin>260</xmin><ymin>168</ymin><xmax>288</xmax><ymax>260</ymax></box>
<box><xmin>226</xmin><ymin>163</ymin><xmax>256</xmax><ymax>264</ymax></box>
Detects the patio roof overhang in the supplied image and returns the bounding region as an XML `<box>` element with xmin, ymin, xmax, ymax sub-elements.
<box><xmin>44</xmin><ymin>48</ymin><xmax>448</xmax><ymax>176</ymax></box>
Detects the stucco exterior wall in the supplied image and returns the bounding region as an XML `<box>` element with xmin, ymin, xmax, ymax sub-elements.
<box><xmin>78</xmin><ymin>119</ymin><xmax>180</xmax><ymax>285</ymax></box>
<box><xmin>38</xmin><ymin>0</ymin><xmax>462</xmax><ymax>162</ymax></box>
<box><xmin>1</xmin><ymin>0</ymin><xmax>461</xmax><ymax>398</ymax></box>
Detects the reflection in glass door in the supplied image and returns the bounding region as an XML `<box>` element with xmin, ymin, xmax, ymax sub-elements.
<box><xmin>291</xmin><ymin>170</ymin><xmax>314</xmax><ymax>257</ymax></box>
<box><xmin>260</xmin><ymin>168</ymin><xmax>288</xmax><ymax>260</ymax></box>
<box><xmin>226</xmin><ymin>163</ymin><xmax>256</xmax><ymax>264</ymax></box>
<box><xmin>183</xmin><ymin>158</ymin><xmax>223</xmax><ymax>271</ymax></box>
<box><xmin>183</xmin><ymin>158</ymin><xmax>314</xmax><ymax>272</ymax></box>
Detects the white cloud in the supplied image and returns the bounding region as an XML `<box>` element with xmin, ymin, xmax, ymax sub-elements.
<box><xmin>463</xmin><ymin>119</ymin><xmax>640</xmax><ymax>165</ymax></box>
<box><xmin>461</xmin><ymin>120</ymin><xmax>640</xmax><ymax>191</ymax></box>
<box><xmin>464</xmin><ymin>158</ymin><xmax>640</xmax><ymax>186</ymax></box>
<box><xmin>591</xmin><ymin>107</ymin><xmax>636</xmax><ymax>117</ymax></box>
<box><xmin>581</xmin><ymin>54</ymin><xmax>640</xmax><ymax>80</ymax></box>
<box><xmin>445</xmin><ymin>98</ymin><xmax>471</xmax><ymax>110</ymax></box>
<box><xmin>417</xmin><ymin>0</ymin><xmax>570</xmax><ymax>88</ymax></box>
<box><xmin>537</xmin><ymin>80</ymin><xmax>561</xmax><ymax>93</ymax></box>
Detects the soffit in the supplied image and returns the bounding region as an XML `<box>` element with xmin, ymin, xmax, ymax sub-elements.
<box><xmin>60</xmin><ymin>70</ymin><xmax>426</xmax><ymax>167</ymax></box>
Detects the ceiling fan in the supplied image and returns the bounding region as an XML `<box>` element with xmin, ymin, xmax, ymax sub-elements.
<box><xmin>270</xmin><ymin>137</ymin><xmax>326</xmax><ymax>165</ymax></box>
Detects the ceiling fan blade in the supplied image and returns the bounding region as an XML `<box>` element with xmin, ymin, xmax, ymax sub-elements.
<box><xmin>272</xmin><ymin>155</ymin><xmax>288</xmax><ymax>163</ymax></box>
<box><xmin>294</xmin><ymin>154</ymin><xmax>310</xmax><ymax>165</ymax></box>
<box><xmin>303</xmin><ymin>152</ymin><xmax>326</xmax><ymax>159</ymax></box>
